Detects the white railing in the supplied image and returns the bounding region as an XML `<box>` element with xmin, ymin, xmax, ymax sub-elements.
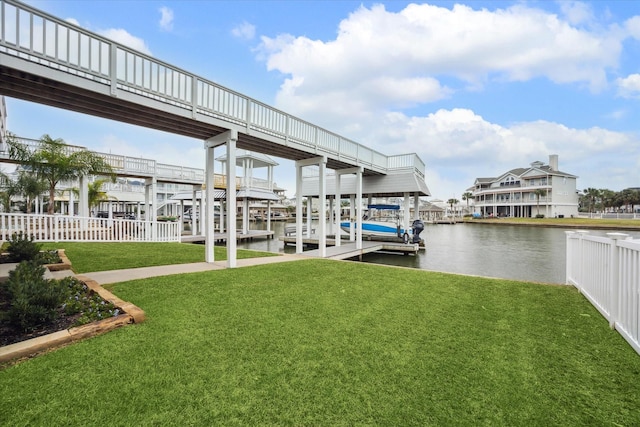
<box><xmin>584</xmin><ymin>213</ymin><xmax>640</xmax><ymax>220</ymax></box>
<box><xmin>2</xmin><ymin>136</ymin><xmax>204</xmax><ymax>183</ymax></box>
<box><xmin>0</xmin><ymin>0</ymin><xmax>426</xmax><ymax>178</ymax></box>
<box><xmin>566</xmin><ymin>231</ymin><xmax>640</xmax><ymax>355</ymax></box>
<box><xmin>0</xmin><ymin>213</ymin><xmax>180</xmax><ymax>242</ymax></box>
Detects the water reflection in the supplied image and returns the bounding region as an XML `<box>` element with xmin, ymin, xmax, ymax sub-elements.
<box><xmin>235</xmin><ymin>220</ymin><xmax>640</xmax><ymax>285</ymax></box>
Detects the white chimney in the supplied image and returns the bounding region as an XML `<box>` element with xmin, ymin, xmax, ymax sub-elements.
<box><xmin>549</xmin><ymin>154</ymin><xmax>558</xmax><ymax>171</ymax></box>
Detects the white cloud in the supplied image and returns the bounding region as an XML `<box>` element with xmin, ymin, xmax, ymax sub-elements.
<box><xmin>259</xmin><ymin>2</ymin><xmax>622</xmax><ymax>108</ymax></box>
<box><xmin>617</xmin><ymin>74</ymin><xmax>640</xmax><ymax>98</ymax></box>
<box><xmin>98</xmin><ymin>28</ymin><xmax>152</xmax><ymax>55</ymax></box>
<box><xmin>625</xmin><ymin>16</ymin><xmax>640</xmax><ymax>39</ymax></box>
<box><xmin>559</xmin><ymin>1</ymin><xmax>594</xmax><ymax>26</ymax></box>
<box><xmin>65</xmin><ymin>18</ymin><xmax>80</xmax><ymax>27</ymax></box>
<box><xmin>604</xmin><ymin>109</ymin><xmax>628</xmax><ymax>120</ymax></box>
<box><xmin>159</xmin><ymin>7</ymin><xmax>174</xmax><ymax>32</ymax></box>
<box><xmin>231</xmin><ymin>22</ymin><xmax>256</xmax><ymax>41</ymax></box>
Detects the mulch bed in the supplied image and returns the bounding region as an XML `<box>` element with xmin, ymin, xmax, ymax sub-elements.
<box><xmin>0</xmin><ymin>283</ymin><xmax>83</xmax><ymax>347</ymax></box>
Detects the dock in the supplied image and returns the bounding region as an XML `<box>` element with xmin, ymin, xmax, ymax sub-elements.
<box><xmin>280</xmin><ymin>235</ymin><xmax>421</xmax><ymax>260</ymax></box>
<box><xmin>308</xmin><ymin>241</ymin><xmax>420</xmax><ymax>260</ymax></box>
<box><xmin>181</xmin><ymin>230</ymin><xmax>274</xmax><ymax>244</ymax></box>
<box><xmin>432</xmin><ymin>218</ymin><xmax>463</xmax><ymax>224</ymax></box>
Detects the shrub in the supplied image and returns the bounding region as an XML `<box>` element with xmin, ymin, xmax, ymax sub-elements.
<box><xmin>35</xmin><ymin>250</ymin><xmax>62</xmax><ymax>265</ymax></box>
<box><xmin>5</xmin><ymin>261</ymin><xmax>67</xmax><ymax>331</ymax></box>
<box><xmin>535</xmin><ymin>214</ymin><xmax>545</xmax><ymax>219</ymax></box>
<box><xmin>6</xmin><ymin>232</ymin><xmax>42</xmax><ymax>263</ymax></box>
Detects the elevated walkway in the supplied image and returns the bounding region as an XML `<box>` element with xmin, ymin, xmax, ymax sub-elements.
<box><xmin>0</xmin><ymin>0</ymin><xmax>425</xmax><ymax>180</ymax></box>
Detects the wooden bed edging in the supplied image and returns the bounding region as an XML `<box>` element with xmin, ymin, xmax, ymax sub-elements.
<box><xmin>0</xmin><ymin>275</ymin><xmax>145</xmax><ymax>365</ymax></box>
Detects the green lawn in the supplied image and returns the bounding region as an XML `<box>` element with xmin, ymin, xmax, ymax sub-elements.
<box><xmin>39</xmin><ymin>242</ymin><xmax>276</xmax><ymax>273</ymax></box>
<box><xmin>466</xmin><ymin>216</ymin><xmax>640</xmax><ymax>229</ymax></box>
<box><xmin>1</xmin><ymin>258</ymin><xmax>639</xmax><ymax>425</ymax></box>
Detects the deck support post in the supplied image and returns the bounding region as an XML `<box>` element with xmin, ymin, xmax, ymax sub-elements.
<box><xmin>404</xmin><ymin>192</ymin><xmax>411</xmax><ymax>237</ymax></box>
<box><xmin>334</xmin><ymin>174</ymin><xmax>341</xmax><ymax>247</ymax></box>
<box><xmin>356</xmin><ymin>169</ymin><xmax>363</xmax><ymax>250</ymax></box>
<box><xmin>205</xmin><ymin>130</ymin><xmax>238</xmax><ymax>267</ymax></box>
<box><xmin>295</xmin><ymin>164</ymin><xmax>303</xmax><ymax>254</ymax></box>
<box><xmin>349</xmin><ymin>195</ymin><xmax>355</xmax><ymax>241</ymax></box>
<box><xmin>306</xmin><ymin>196</ymin><xmax>313</xmax><ymax>238</ymax></box>
<box><xmin>295</xmin><ymin>156</ymin><xmax>327</xmax><ymax>255</ymax></box>
<box><xmin>318</xmin><ymin>159</ymin><xmax>327</xmax><ymax>257</ymax></box>
<box><xmin>191</xmin><ymin>186</ymin><xmax>198</xmax><ymax>235</ymax></box>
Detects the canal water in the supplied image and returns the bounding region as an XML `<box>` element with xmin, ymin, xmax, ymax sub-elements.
<box><xmin>236</xmin><ymin>220</ymin><xmax>640</xmax><ymax>284</ymax></box>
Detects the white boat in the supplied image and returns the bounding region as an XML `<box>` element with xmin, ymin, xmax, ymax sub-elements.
<box><xmin>340</xmin><ymin>204</ymin><xmax>406</xmax><ymax>237</ymax></box>
<box><xmin>340</xmin><ymin>204</ymin><xmax>426</xmax><ymax>244</ymax></box>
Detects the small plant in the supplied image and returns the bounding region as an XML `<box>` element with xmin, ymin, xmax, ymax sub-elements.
<box><xmin>535</xmin><ymin>214</ymin><xmax>545</xmax><ymax>219</ymax></box>
<box><xmin>57</xmin><ymin>276</ymin><xmax>118</xmax><ymax>326</ymax></box>
<box><xmin>35</xmin><ymin>250</ymin><xmax>62</xmax><ymax>265</ymax></box>
<box><xmin>6</xmin><ymin>232</ymin><xmax>42</xmax><ymax>263</ymax></box>
<box><xmin>5</xmin><ymin>261</ymin><xmax>67</xmax><ymax>331</ymax></box>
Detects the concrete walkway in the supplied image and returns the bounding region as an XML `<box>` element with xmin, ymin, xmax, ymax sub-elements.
<box><xmin>79</xmin><ymin>253</ymin><xmax>310</xmax><ymax>285</ymax></box>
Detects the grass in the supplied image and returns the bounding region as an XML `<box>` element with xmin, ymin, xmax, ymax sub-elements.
<box><xmin>38</xmin><ymin>242</ymin><xmax>276</xmax><ymax>273</ymax></box>
<box><xmin>1</xmin><ymin>256</ymin><xmax>640</xmax><ymax>425</ymax></box>
<box><xmin>466</xmin><ymin>216</ymin><xmax>640</xmax><ymax>229</ymax></box>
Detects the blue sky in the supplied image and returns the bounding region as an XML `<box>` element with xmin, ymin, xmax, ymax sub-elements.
<box><xmin>4</xmin><ymin>0</ymin><xmax>640</xmax><ymax>200</ymax></box>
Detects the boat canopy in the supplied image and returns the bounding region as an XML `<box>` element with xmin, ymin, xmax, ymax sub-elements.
<box><xmin>367</xmin><ymin>204</ymin><xmax>400</xmax><ymax>210</ymax></box>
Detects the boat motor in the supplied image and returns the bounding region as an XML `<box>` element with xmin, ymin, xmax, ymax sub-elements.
<box><xmin>411</xmin><ymin>219</ymin><xmax>424</xmax><ymax>244</ymax></box>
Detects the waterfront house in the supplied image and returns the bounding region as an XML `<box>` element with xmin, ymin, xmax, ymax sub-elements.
<box><xmin>470</xmin><ymin>154</ymin><xmax>579</xmax><ymax>218</ymax></box>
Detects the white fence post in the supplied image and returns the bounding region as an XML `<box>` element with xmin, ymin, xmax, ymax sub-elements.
<box><xmin>575</xmin><ymin>230</ymin><xmax>589</xmax><ymax>291</ymax></box>
<box><xmin>607</xmin><ymin>233</ymin><xmax>630</xmax><ymax>330</ymax></box>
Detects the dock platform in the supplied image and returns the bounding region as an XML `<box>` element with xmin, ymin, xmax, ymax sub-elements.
<box><xmin>306</xmin><ymin>241</ymin><xmax>420</xmax><ymax>260</ymax></box>
<box><xmin>280</xmin><ymin>235</ymin><xmax>421</xmax><ymax>259</ymax></box>
<box><xmin>181</xmin><ymin>230</ymin><xmax>274</xmax><ymax>244</ymax></box>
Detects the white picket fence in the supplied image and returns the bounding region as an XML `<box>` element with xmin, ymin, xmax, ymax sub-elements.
<box><xmin>0</xmin><ymin>213</ymin><xmax>181</xmax><ymax>243</ymax></box>
<box><xmin>566</xmin><ymin>230</ymin><xmax>640</xmax><ymax>355</ymax></box>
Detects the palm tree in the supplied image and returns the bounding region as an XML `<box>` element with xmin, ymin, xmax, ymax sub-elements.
<box><xmin>0</xmin><ymin>170</ymin><xmax>19</xmax><ymax>213</ymax></box>
<box><xmin>583</xmin><ymin>188</ymin><xmax>601</xmax><ymax>214</ymax></box>
<box><xmin>6</xmin><ymin>133</ymin><xmax>115</xmax><ymax>215</ymax></box>
<box><xmin>15</xmin><ymin>170</ymin><xmax>48</xmax><ymax>213</ymax></box>
<box><xmin>600</xmin><ymin>189</ymin><xmax>616</xmax><ymax>213</ymax></box>
<box><xmin>461</xmin><ymin>192</ymin><xmax>474</xmax><ymax>215</ymax></box>
<box><xmin>447</xmin><ymin>198</ymin><xmax>459</xmax><ymax>217</ymax></box>
<box><xmin>617</xmin><ymin>189</ymin><xmax>640</xmax><ymax>213</ymax></box>
<box><xmin>72</xmin><ymin>178</ymin><xmax>116</xmax><ymax>212</ymax></box>
<box><xmin>533</xmin><ymin>188</ymin><xmax>546</xmax><ymax>217</ymax></box>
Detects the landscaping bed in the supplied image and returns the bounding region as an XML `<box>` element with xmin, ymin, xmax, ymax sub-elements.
<box><xmin>0</xmin><ymin>235</ymin><xmax>144</xmax><ymax>363</ymax></box>
<box><xmin>0</xmin><ymin>273</ymin><xmax>119</xmax><ymax>347</ymax></box>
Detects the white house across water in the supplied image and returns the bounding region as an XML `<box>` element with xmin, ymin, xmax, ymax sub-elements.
<box><xmin>471</xmin><ymin>154</ymin><xmax>579</xmax><ymax>218</ymax></box>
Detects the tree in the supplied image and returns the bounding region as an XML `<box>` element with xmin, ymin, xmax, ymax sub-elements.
<box><xmin>15</xmin><ymin>170</ymin><xmax>48</xmax><ymax>213</ymax></box>
<box><xmin>72</xmin><ymin>178</ymin><xmax>116</xmax><ymax>211</ymax></box>
<box><xmin>617</xmin><ymin>189</ymin><xmax>640</xmax><ymax>213</ymax></box>
<box><xmin>461</xmin><ymin>192</ymin><xmax>474</xmax><ymax>214</ymax></box>
<box><xmin>447</xmin><ymin>198</ymin><xmax>459</xmax><ymax>217</ymax></box>
<box><xmin>533</xmin><ymin>188</ymin><xmax>546</xmax><ymax>217</ymax></box>
<box><xmin>583</xmin><ymin>188</ymin><xmax>601</xmax><ymax>214</ymax></box>
<box><xmin>600</xmin><ymin>189</ymin><xmax>616</xmax><ymax>213</ymax></box>
<box><xmin>0</xmin><ymin>169</ymin><xmax>19</xmax><ymax>213</ymax></box>
<box><xmin>7</xmin><ymin>134</ymin><xmax>115</xmax><ymax>215</ymax></box>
